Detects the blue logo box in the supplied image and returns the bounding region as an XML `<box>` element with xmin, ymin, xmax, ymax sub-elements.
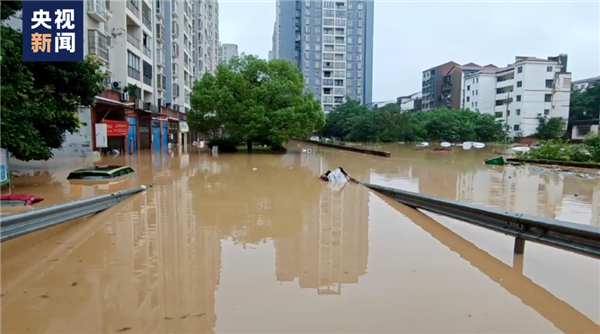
<box><xmin>22</xmin><ymin>0</ymin><xmax>84</xmax><ymax>62</ymax></box>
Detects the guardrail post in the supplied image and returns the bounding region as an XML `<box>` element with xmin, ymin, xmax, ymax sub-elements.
<box><xmin>513</xmin><ymin>237</ymin><xmax>526</xmax><ymax>254</ymax></box>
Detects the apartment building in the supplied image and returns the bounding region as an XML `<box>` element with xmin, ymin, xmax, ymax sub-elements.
<box><xmin>218</xmin><ymin>43</ymin><xmax>239</xmax><ymax>64</ymax></box>
<box><xmin>396</xmin><ymin>92</ymin><xmax>422</xmax><ymax>111</ymax></box>
<box><xmin>572</xmin><ymin>75</ymin><xmax>600</xmax><ymax>91</ymax></box>
<box><xmin>271</xmin><ymin>0</ymin><xmax>375</xmax><ymax>112</ymax></box>
<box><xmin>440</xmin><ymin>63</ymin><xmax>499</xmax><ymax>110</ymax></box>
<box><xmin>421</xmin><ymin>61</ymin><xmax>459</xmax><ymax>111</ymax></box>
<box><xmin>463</xmin><ymin>55</ymin><xmax>571</xmax><ymax>138</ymax></box>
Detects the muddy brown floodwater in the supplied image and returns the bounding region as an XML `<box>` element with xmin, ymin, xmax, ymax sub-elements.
<box><xmin>1</xmin><ymin>143</ymin><xmax>599</xmax><ymax>333</ymax></box>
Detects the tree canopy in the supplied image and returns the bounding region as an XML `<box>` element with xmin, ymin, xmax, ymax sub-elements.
<box><xmin>569</xmin><ymin>84</ymin><xmax>600</xmax><ymax>121</ymax></box>
<box><xmin>1</xmin><ymin>1</ymin><xmax>106</xmax><ymax>161</ymax></box>
<box><xmin>188</xmin><ymin>55</ymin><xmax>325</xmax><ymax>151</ymax></box>
<box><xmin>322</xmin><ymin>101</ymin><xmax>507</xmax><ymax>143</ymax></box>
<box><xmin>535</xmin><ymin>116</ymin><xmax>567</xmax><ymax>140</ymax></box>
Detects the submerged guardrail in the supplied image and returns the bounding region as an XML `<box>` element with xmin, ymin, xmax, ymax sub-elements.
<box><xmin>363</xmin><ymin>183</ymin><xmax>600</xmax><ymax>259</ymax></box>
<box><xmin>0</xmin><ymin>184</ymin><xmax>152</xmax><ymax>242</ymax></box>
<box><xmin>295</xmin><ymin>139</ymin><xmax>391</xmax><ymax>157</ymax></box>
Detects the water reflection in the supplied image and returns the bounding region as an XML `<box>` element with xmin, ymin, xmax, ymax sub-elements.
<box><xmin>1</xmin><ymin>144</ymin><xmax>598</xmax><ymax>333</ymax></box>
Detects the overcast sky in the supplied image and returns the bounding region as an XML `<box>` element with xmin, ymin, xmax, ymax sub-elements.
<box><xmin>219</xmin><ymin>0</ymin><xmax>600</xmax><ymax>102</ymax></box>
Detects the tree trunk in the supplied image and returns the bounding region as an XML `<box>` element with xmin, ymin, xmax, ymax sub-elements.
<box><xmin>246</xmin><ymin>139</ymin><xmax>253</xmax><ymax>153</ymax></box>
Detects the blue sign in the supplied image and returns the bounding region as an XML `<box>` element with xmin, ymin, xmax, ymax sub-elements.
<box><xmin>22</xmin><ymin>1</ymin><xmax>84</xmax><ymax>62</ymax></box>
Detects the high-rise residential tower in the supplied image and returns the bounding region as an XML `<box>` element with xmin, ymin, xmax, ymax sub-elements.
<box><xmin>271</xmin><ymin>0</ymin><xmax>374</xmax><ymax>112</ymax></box>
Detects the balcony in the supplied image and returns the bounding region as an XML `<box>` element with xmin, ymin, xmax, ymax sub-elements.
<box><xmin>156</xmin><ymin>0</ymin><xmax>164</xmax><ymax>18</ymax></box>
<box><xmin>496</xmin><ymin>92</ymin><xmax>512</xmax><ymax>101</ymax></box>
<box><xmin>496</xmin><ymin>79</ymin><xmax>514</xmax><ymax>89</ymax></box>
<box><xmin>126</xmin><ymin>0</ymin><xmax>139</xmax><ymax>17</ymax></box>
<box><xmin>144</xmin><ymin>102</ymin><xmax>160</xmax><ymax>113</ymax></box>
<box><xmin>87</xmin><ymin>29</ymin><xmax>109</xmax><ymax>64</ymax></box>
<box><xmin>157</xmin><ymin>74</ymin><xmax>166</xmax><ymax>90</ymax></box>
<box><xmin>127</xmin><ymin>31</ymin><xmax>140</xmax><ymax>49</ymax></box>
<box><xmin>143</xmin><ymin>46</ymin><xmax>152</xmax><ymax>58</ymax></box>
<box><xmin>143</xmin><ymin>75</ymin><xmax>152</xmax><ymax>86</ymax></box>
<box><xmin>171</xmin><ymin>1</ymin><xmax>178</xmax><ymax>17</ymax></box>
<box><xmin>128</xmin><ymin>66</ymin><xmax>140</xmax><ymax>80</ymax></box>
<box><xmin>156</xmin><ymin>49</ymin><xmax>165</xmax><ymax>66</ymax></box>
<box><xmin>156</xmin><ymin>23</ymin><xmax>165</xmax><ymax>41</ymax></box>
<box><xmin>87</xmin><ymin>0</ymin><xmax>107</xmax><ymax>22</ymax></box>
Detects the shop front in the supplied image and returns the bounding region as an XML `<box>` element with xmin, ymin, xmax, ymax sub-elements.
<box><xmin>101</xmin><ymin>120</ymin><xmax>130</xmax><ymax>154</ymax></box>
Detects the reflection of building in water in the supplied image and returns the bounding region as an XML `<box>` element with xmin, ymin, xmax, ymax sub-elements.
<box><xmin>413</xmin><ymin>167</ymin><xmax>459</xmax><ymax>200</ymax></box>
<box><xmin>274</xmin><ymin>172</ymin><xmax>369</xmax><ymax>295</ymax></box>
<box><xmin>455</xmin><ymin>167</ymin><xmax>600</xmax><ymax>221</ymax></box>
<box><xmin>110</xmin><ymin>166</ymin><xmax>221</xmax><ymax>333</ymax></box>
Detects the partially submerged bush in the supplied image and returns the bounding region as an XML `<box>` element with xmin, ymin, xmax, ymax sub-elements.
<box><xmin>518</xmin><ymin>134</ymin><xmax>600</xmax><ymax>163</ymax></box>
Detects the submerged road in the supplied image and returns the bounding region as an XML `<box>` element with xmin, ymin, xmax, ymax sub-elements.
<box><xmin>1</xmin><ymin>143</ymin><xmax>599</xmax><ymax>333</ymax></box>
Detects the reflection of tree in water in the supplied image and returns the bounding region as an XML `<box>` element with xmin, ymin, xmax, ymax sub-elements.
<box><xmin>187</xmin><ymin>155</ymin><xmax>322</xmax><ymax>246</ymax></box>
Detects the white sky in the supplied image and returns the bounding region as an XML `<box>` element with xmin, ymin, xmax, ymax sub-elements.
<box><xmin>218</xmin><ymin>0</ymin><xmax>600</xmax><ymax>102</ymax></box>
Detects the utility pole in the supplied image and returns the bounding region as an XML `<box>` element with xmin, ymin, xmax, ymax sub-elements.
<box><xmin>505</xmin><ymin>93</ymin><xmax>511</xmax><ymax>144</ymax></box>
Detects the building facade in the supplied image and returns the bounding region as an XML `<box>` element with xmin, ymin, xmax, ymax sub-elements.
<box><xmin>218</xmin><ymin>43</ymin><xmax>239</xmax><ymax>64</ymax></box>
<box><xmin>271</xmin><ymin>0</ymin><xmax>374</xmax><ymax>112</ymax></box>
<box><xmin>463</xmin><ymin>55</ymin><xmax>572</xmax><ymax>138</ymax></box>
<box><xmin>572</xmin><ymin>75</ymin><xmax>600</xmax><ymax>91</ymax></box>
<box><xmin>420</xmin><ymin>61</ymin><xmax>459</xmax><ymax>111</ymax></box>
<box><xmin>396</xmin><ymin>92</ymin><xmax>422</xmax><ymax>111</ymax></box>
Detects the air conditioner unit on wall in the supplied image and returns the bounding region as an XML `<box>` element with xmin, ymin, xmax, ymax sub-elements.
<box><xmin>112</xmin><ymin>81</ymin><xmax>123</xmax><ymax>90</ymax></box>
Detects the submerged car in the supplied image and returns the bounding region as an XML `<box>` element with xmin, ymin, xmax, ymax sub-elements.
<box><xmin>67</xmin><ymin>165</ymin><xmax>135</xmax><ymax>181</ymax></box>
<box><xmin>0</xmin><ymin>195</ymin><xmax>45</xmax><ymax>207</ymax></box>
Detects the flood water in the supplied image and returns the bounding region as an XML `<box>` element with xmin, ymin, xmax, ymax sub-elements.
<box><xmin>1</xmin><ymin>143</ymin><xmax>599</xmax><ymax>333</ymax></box>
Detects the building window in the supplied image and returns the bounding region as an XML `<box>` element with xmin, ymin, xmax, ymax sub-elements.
<box><xmin>358</xmin><ymin>12</ymin><xmax>363</xmax><ymax>19</ymax></box>
<box><xmin>303</xmin><ymin>69</ymin><xmax>310</xmax><ymax>77</ymax></box>
<box><xmin>516</xmin><ymin>109</ymin><xmax>521</xmax><ymax>115</ymax></box>
<box><xmin>315</xmin><ymin>53</ymin><xmax>321</xmax><ymax>60</ymax></box>
<box><xmin>357</xmin><ymin>36</ymin><xmax>363</xmax><ymax>45</ymax></box>
<box><xmin>475</xmin><ymin>102</ymin><xmax>478</xmax><ymax>107</ymax></box>
<box><xmin>495</xmin><ymin>112</ymin><xmax>503</xmax><ymax>118</ymax></box>
<box><xmin>516</xmin><ymin>81</ymin><xmax>522</xmax><ymax>87</ymax></box>
<box><xmin>547</xmin><ymin>66</ymin><xmax>553</xmax><ymax>72</ymax></box>
<box><xmin>358</xmin><ymin>20</ymin><xmax>363</xmax><ymax>28</ymax></box>
<box><xmin>347</xmin><ymin>37</ymin><xmax>353</xmax><ymax>44</ymax></box>
<box><xmin>476</xmin><ymin>90</ymin><xmax>478</xmax><ymax>95</ymax></box>
<box><xmin>545</xmin><ymin>79</ymin><xmax>553</xmax><ymax>88</ymax></box>
<box><xmin>467</xmin><ymin>85</ymin><xmax>470</xmax><ymax>91</ymax></box>
<box><xmin>544</xmin><ymin>109</ymin><xmax>550</xmax><ymax>115</ymax></box>
<box><xmin>507</xmin><ymin>110</ymin><xmax>510</xmax><ymax>117</ymax></box>
<box><xmin>516</xmin><ymin>95</ymin><xmax>521</xmax><ymax>102</ymax></box>
<box><xmin>466</xmin><ymin>96</ymin><xmax>470</xmax><ymax>102</ymax></box>
<box><xmin>347</xmin><ymin>63</ymin><xmax>352</xmax><ymax>70</ymax></box>
<box><xmin>517</xmin><ymin>66</ymin><xmax>523</xmax><ymax>73</ymax></box>
<box><xmin>476</xmin><ymin>78</ymin><xmax>479</xmax><ymax>83</ymax></box>
<box><xmin>315</xmin><ymin>61</ymin><xmax>321</xmax><ymax>68</ymax></box>
<box><xmin>544</xmin><ymin>94</ymin><xmax>552</xmax><ymax>102</ymax></box>
<box><xmin>305</xmin><ymin>43</ymin><xmax>311</xmax><ymax>51</ymax></box>
<box><xmin>358</xmin><ymin>2</ymin><xmax>363</xmax><ymax>10</ymax></box>
<box><xmin>305</xmin><ymin>52</ymin><xmax>310</xmax><ymax>60</ymax></box>
<box><xmin>513</xmin><ymin>124</ymin><xmax>520</xmax><ymax>131</ymax></box>
<box><xmin>127</xmin><ymin>51</ymin><xmax>140</xmax><ymax>80</ymax></box>
<box><xmin>304</xmin><ymin>60</ymin><xmax>310</xmax><ymax>68</ymax></box>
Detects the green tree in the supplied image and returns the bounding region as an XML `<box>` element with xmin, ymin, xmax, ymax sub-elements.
<box><xmin>1</xmin><ymin>1</ymin><xmax>106</xmax><ymax>161</ymax></box>
<box><xmin>536</xmin><ymin>116</ymin><xmax>567</xmax><ymax>139</ymax></box>
<box><xmin>569</xmin><ymin>85</ymin><xmax>600</xmax><ymax>121</ymax></box>
<box><xmin>189</xmin><ymin>55</ymin><xmax>325</xmax><ymax>152</ymax></box>
<box><xmin>322</xmin><ymin>99</ymin><xmax>370</xmax><ymax>140</ymax></box>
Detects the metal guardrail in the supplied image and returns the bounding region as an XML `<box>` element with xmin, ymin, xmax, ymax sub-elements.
<box><xmin>363</xmin><ymin>183</ymin><xmax>600</xmax><ymax>259</ymax></box>
<box><xmin>0</xmin><ymin>185</ymin><xmax>152</xmax><ymax>243</ymax></box>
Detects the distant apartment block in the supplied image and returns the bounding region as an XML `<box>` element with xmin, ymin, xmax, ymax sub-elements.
<box><xmin>397</xmin><ymin>92</ymin><xmax>422</xmax><ymax>111</ymax></box>
<box><xmin>218</xmin><ymin>43</ymin><xmax>238</xmax><ymax>64</ymax></box>
<box><xmin>270</xmin><ymin>0</ymin><xmax>374</xmax><ymax>112</ymax></box>
<box><xmin>572</xmin><ymin>75</ymin><xmax>600</xmax><ymax>91</ymax></box>
<box><xmin>421</xmin><ymin>61</ymin><xmax>459</xmax><ymax>111</ymax></box>
<box><xmin>462</xmin><ymin>54</ymin><xmax>571</xmax><ymax>138</ymax></box>
<box><xmin>442</xmin><ymin>63</ymin><xmax>498</xmax><ymax>110</ymax></box>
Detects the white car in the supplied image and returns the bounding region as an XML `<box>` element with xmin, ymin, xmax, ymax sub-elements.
<box><xmin>310</xmin><ymin>136</ymin><xmax>320</xmax><ymax>141</ymax></box>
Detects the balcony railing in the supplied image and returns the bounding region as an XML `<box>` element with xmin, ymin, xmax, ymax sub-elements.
<box><xmin>127</xmin><ymin>31</ymin><xmax>140</xmax><ymax>49</ymax></box>
<box><xmin>157</xmin><ymin>74</ymin><xmax>166</xmax><ymax>90</ymax></box>
<box><xmin>87</xmin><ymin>0</ymin><xmax>107</xmax><ymax>22</ymax></box>
<box><xmin>87</xmin><ymin>29</ymin><xmax>109</xmax><ymax>64</ymax></box>
<box><xmin>143</xmin><ymin>75</ymin><xmax>152</xmax><ymax>86</ymax></box>
<box><xmin>143</xmin><ymin>46</ymin><xmax>152</xmax><ymax>58</ymax></box>
<box><xmin>126</xmin><ymin>0</ymin><xmax>139</xmax><ymax>17</ymax></box>
<box><xmin>156</xmin><ymin>23</ymin><xmax>165</xmax><ymax>41</ymax></box>
<box><xmin>156</xmin><ymin>49</ymin><xmax>165</xmax><ymax>66</ymax></box>
<box><xmin>128</xmin><ymin>66</ymin><xmax>140</xmax><ymax>80</ymax></box>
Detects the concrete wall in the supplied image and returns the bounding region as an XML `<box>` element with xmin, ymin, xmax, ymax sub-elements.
<box><xmin>571</xmin><ymin>124</ymin><xmax>599</xmax><ymax>140</ymax></box>
<box><xmin>8</xmin><ymin>107</ymin><xmax>94</xmax><ymax>170</ymax></box>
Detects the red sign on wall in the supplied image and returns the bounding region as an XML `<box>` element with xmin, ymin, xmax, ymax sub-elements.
<box><xmin>102</xmin><ymin>120</ymin><xmax>130</xmax><ymax>137</ymax></box>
